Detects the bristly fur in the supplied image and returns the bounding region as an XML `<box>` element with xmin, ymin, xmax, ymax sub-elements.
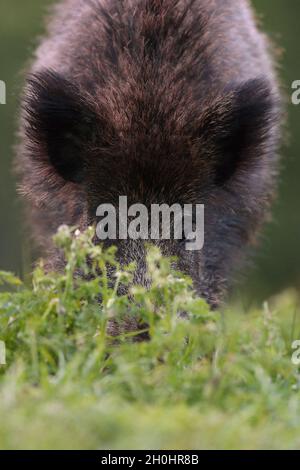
<box><xmin>16</xmin><ymin>0</ymin><xmax>283</xmax><ymax>308</ymax></box>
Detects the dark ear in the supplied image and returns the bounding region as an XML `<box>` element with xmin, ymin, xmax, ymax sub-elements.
<box><xmin>24</xmin><ymin>70</ymin><xmax>96</xmax><ymax>183</ymax></box>
<box><xmin>200</xmin><ymin>78</ymin><xmax>279</xmax><ymax>185</ymax></box>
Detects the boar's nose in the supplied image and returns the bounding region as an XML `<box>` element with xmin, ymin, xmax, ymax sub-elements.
<box><xmin>116</xmin><ymin>239</ymin><xmax>152</xmax><ymax>288</ymax></box>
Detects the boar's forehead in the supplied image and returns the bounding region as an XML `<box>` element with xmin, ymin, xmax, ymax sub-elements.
<box><xmin>86</xmin><ymin>147</ymin><xmax>208</xmax><ymax>208</ymax></box>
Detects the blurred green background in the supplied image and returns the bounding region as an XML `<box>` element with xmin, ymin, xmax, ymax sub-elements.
<box><xmin>0</xmin><ymin>0</ymin><xmax>299</xmax><ymax>301</ymax></box>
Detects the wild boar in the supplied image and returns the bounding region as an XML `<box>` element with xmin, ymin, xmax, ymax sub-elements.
<box><xmin>17</xmin><ymin>0</ymin><xmax>282</xmax><ymax>308</ymax></box>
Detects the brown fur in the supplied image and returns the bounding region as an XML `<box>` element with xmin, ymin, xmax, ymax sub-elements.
<box><xmin>17</xmin><ymin>0</ymin><xmax>282</xmax><ymax>308</ymax></box>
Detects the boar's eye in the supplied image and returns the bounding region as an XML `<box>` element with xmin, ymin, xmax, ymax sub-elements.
<box><xmin>24</xmin><ymin>70</ymin><xmax>97</xmax><ymax>183</ymax></box>
<box><xmin>198</xmin><ymin>78</ymin><xmax>280</xmax><ymax>186</ymax></box>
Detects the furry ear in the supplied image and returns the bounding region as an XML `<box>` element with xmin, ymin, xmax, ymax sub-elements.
<box><xmin>24</xmin><ymin>70</ymin><xmax>96</xmax><ymax>183</ymax></box>
<box><xmin>199</xmin><ymin>78</ymin><xmax>279</xmax><ymax>185</ymax></box>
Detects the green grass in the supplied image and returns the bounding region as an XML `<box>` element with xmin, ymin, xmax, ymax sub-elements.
<box><xmin>0</xmin><ymin>226</ymin><xmax>300</xmax><ymax>450</ymax></box>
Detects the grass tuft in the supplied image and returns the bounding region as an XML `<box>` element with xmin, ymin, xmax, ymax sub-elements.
<box><xmin>0</xmin><ymin>226</ymin><xmax>300</xmax><ymax>449</ymax></box>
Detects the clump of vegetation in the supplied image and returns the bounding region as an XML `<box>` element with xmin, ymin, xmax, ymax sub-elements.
<box><xmin>0</xmin><ymin>227</ymin><xmax>300</xmax><ymax>450</ymax></box>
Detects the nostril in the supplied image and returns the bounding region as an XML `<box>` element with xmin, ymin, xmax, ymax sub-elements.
<box><xmin>178</xmin><ymin>310</ymin><xmax>189</xmax><ymax>320</ymax></box>
<box><xmin>116</xmin><ymin>283</ymin><xmax>129</xmax><ymax>297</ymax></box>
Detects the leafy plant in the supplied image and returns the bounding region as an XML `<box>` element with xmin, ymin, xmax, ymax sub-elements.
<box><xmin>0</xmin><ymin>227</ymin><xmax>300</xmax><ymax>449</ymax></box>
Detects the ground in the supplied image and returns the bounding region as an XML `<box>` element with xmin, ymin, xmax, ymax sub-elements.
<box><xmin>0</xmin><ymin>227</ymin><xmax>300</xmax><ymax>450</ymax></box>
